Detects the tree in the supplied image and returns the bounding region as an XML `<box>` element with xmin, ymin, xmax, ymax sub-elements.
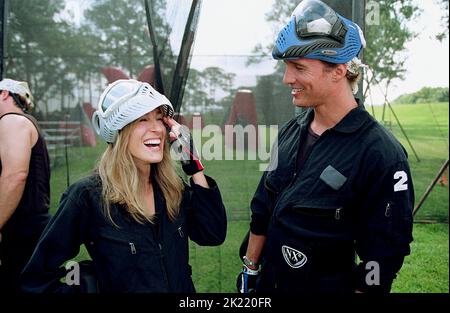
<box><xmin>84</xmin><ymin>0</ymin><xmax>154</xmax><ymax>78</ymax></box>
<box><xmin>436</xmin><ymin>0</ymin><xmax>449</xmax><ymax>41</ymax></box>
<box><xmin>364</xmin><ymin>0</ymin><xmax>420</xmax><ymax>104</ymax></box>
<box><xmin>183</xmin><ymin>68</ymin><xmax>208</xmax><ymax>112</ymax></box>
<box><xmin>393</xmin><ymin>87</ymin><xmax>449</xmax><ymax>104</ymax></box>
<box><xmin>83</xmin><ymin>0</ymin><xmax>183</xmax><ymax>98</ymax></box>
<box><xmin>6</xmin><ymin>0</ymin><xmax>76</xmax><ymax>116</ymax></box>
<box><xmin>64</xmin><ymin>24</ymin><xmax>106</xmax><ymax>105</ymax></box>
<box><xmin>5</xmin><ymin>0</ymin><xmax>190</xmax><ymax>117</ymax></box>
<box><xmin>247</xmin><ymin>0</ymin><xmax>297</xmax><ymax>66</ymax></box>
<box><xmin>254</xmin><ymin>63</ymin><xmax>294</xmax><ymax>126</ymax></box>
<box><xmin>202</xmin><ymin>66</ymin><xmax>235</xmax><ymax>110</ymax></box>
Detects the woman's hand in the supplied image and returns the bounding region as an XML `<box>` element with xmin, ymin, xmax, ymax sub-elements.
<box><xmin>163</xmin><ymin>116</ymin><xmax>182</xmax><ymax>142</ymax></box>
<box><xmin>163</xmin><ymin>116</ymin><xmax>204</xmax><ymax>176</ymax></box>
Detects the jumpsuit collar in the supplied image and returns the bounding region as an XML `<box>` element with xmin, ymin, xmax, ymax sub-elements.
<box><xmin>296</xmin><ymin>102</ymin><xmax>369</xmax><ymax>134</ymax></box>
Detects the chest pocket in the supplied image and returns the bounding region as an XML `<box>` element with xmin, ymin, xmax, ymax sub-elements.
<box><xmin>292</xmin><ymin>205</ymin><xmax>343</xmax><ymax>221</ymax></box>
<box><xmin>319</xmin><ymin>165</ymin><xmax>348</xmax><ymax>191</ymax></box>
<box><xmin>166</xmin><ymin>220</ymin><xmax>189</xmax><ymax>262</ymax></box>
<box><xmin>287</xmin><ymin>202</ymin><xmax>352</xmax><ymax>241</ymax></box>
<box><xmin>93</xmin><ymin>227</ymin><xmax>141</xmax><ymax>291</ymax></box>
<box><xmin>163</xmin><ymin>219</ymin><xmax>192</xmax><ymax>291</ymax></box>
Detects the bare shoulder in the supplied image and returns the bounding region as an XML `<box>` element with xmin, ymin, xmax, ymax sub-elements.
<box><xmin>0</xmin><ymin>114</ymin><xmax>37</xmax><ymax>141</ymax></box>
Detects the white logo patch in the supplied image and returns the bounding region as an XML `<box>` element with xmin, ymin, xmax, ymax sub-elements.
<box><xmin>394</xmin><ymin>171</ymin><xmax>408</xmax><ymax>192</ymax></box>
<box><xmin>321</xmin><ymin>49</ymin><xmax>337</xmax><ymax>56</ymax></box>
<box><xmin>282</xmin><ymin>245</ymin><xmax>308</xmax><ymax>269</ymax></box>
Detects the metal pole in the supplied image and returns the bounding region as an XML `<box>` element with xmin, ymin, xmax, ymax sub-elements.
<box><xmin>64</xmin><ymin>113</ymin><xmax>70</xmax><ymax>188</ymax></box>
<box><xmin>144</xmin><ymin>0</ymin><xmax>165</xmax><ymax>94</ymax></box>
<box><xmin>0</xmin><ymin>0</ymin><xmax>9</xmax><ymax>79</ymax></box>
<box><xmin>170</xmin><ymin>0</ymin><xmax>202</xmax><ymax>113</ymax></box>
<box><xmin>369</xmin><ymin>69</ymin><xmax>421</xmax><ymax>162</ymax></box>
<box><xmin>352</xmin><ymin>0</ymin><xmax>366</xmax><ymax>29</ymax></box>
<box><xmin>381</xmin><ymin>101</ymin><xmax>387</xmax><ymax>122</ymax></box>
<box><xmin>352</xmin><ymin>0</ymin><xmax>366</xmax><ymax>104</ymax></box>
<box><xmin>321</xmin><ymin>0</ymin><xmax>366</xmax><ymax>105</ymax></box>
<box><xmin>413</xmin><ymin>159</ymin><xmax>449</xmax><ymax>216</ymax></box>
<box><xmin>322</xmin><ymin>0</ymin><xmax>353</xmax><ymax>19</ymax></box>
<box><xmin>386</xmin><ymin>99</ymin><xmax>420</xmax><ymax>162</ymax></box>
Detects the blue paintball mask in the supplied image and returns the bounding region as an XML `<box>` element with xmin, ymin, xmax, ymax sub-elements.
<box><xmin>272</xmin><ymin>0</ymin><xmax>366</xmax><ymax>64</ymax></box>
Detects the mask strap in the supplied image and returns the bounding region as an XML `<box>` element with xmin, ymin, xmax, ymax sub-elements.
<box><xmin>10</xmin><ymin>93</ymin><xmax>29</xmax><ymax>112</ymax></box>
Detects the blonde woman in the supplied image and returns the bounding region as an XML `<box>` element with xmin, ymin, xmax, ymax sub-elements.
<box><xmin>21</xmin><ymin>79</ymin><xmax>226</xmax><ymax>293</ymax></box>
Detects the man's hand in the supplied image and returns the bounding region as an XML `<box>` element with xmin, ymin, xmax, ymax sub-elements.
<box><xmin>236</xmin><ymin>264</ymin><xmax>260</xmax><ymax>293</ymax></box>
<box><xmin>163</xmin><ymin>116</ymin><xmax>204</xmax><ymax>176</ymax></box>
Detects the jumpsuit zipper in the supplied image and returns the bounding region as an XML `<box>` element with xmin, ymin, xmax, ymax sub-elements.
<box><xmin>151</xmin><ymin>217</ymin><xmax>170</xmax><ymax>291</ymax></box>
<box><xmin>293</xmin><ymin>205</ymin><xmax>343</xmax><ymax>220</ymax></box>
<box><xmin>275</xmin><ymin>127</ymin><xmax>329</xmax><ymax>220</ymax></box>
<box><xmin>101</xmin><ymin>234</ymin><xmax>137</xmax><ymax>255</ymax></box>
<box><xmin>287</xmin><ymin>126</ymin><xmax>327</xmax><ymax>189</ymax></box>
<box><xmin>129</xmin><ymin>242</ymin><xmax>137</xmax><ymax>254</ymax></box>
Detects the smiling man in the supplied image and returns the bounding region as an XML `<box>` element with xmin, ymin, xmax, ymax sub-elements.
<box><xmin>237</xmin><ymin>0</ymin><xmax>414</xmax><ymax>294</ymax></box>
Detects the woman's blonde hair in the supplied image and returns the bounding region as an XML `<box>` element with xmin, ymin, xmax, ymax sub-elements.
<box><xmin>97</xmin><ymin>119</ymin><xmax>184</xmax><ymax>225</ymax></box>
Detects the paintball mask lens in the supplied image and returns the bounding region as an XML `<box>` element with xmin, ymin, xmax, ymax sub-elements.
<box><xmin>293</xmin><ymin>0</ymin><xmax>346</xmax><ymax>43</ymax></box>
<box><xmin>100</xmin><ymin>80</ymin><xmax>139</xmax><ymax>113</ymax></box>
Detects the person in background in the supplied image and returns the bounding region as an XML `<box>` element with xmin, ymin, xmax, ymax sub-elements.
<box><xmin>0</xmin><ymin>78</ymin><xmax>51</xmax><ymax>293</ymax></box>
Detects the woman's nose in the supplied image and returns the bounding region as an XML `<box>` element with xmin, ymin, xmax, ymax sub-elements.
<box><xmin>145</xmin><ymin>119</ymin><xmax>164</xmax><ymax>132</ymax></box>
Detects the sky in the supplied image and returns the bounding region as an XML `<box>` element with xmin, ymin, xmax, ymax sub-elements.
<box><xmin>190</xmin><ymin>0</ymin><xmax>279</xmax><ymax>93</ymax></box>
<box><xmin>389</xmin><ymin>0</ymin><xmax>449</xmax><ymax>101</ymax></box>
<box><xmin>191</xmin><ymin>0</ymin><xmax>449</xmax><ymax>104</ymax></box>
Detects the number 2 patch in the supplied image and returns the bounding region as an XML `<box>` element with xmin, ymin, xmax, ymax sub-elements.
<box><xmin>394</xmin><ymin>171</ymin><xmax>408</xmax><ymax>192</ymax></box>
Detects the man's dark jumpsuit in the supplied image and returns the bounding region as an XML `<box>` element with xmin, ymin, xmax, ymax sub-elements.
<box><xmin>250</xmin><ymin>105</ymin><xmax>414</xmax><ymax>293</ymax></box>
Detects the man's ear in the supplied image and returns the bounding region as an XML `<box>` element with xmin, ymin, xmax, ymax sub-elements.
<box><xmin>333</xmin><ymin>64</ymin><xmax>347</xmax><ymax>81</ymax></box>
<box><xmin>0</xmin><ymin>90</ymin><xmax>9</xmax><ymax>101</ymax></box>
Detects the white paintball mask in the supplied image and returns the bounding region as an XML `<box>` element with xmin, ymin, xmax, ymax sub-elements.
<box><xmin>92</xmin><ymin>79</ymin><xmax>174</xmax><ymax>143</ymax></box>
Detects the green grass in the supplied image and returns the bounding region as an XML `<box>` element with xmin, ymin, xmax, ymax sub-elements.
<box><xmin>392</xmin><ymin>223</ymin><xmax>448</xmax><ymax>293</ymax></box>
<box><xmin>49</xmin><ymin>102</ymin><xmax>449</xmax><ymax>293</ymax></box>
<box><xmin>190</xmin><ymin>221</ymin><xmax>249</xmax><ymax>293</ymax></box>
<box><xmin>49</xmin><ymin>142</ymin><xmax>106</xmax><ymax>212</ymax></box>
<box><xmin>189</xmin><ymin>221</ymin><xmax>449</xmax><ymax>293</ymax></box>
<box><xmin>368</xmin><ymin>103</ymin><xmax>449</xmax><ymax>222</ymax></box>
